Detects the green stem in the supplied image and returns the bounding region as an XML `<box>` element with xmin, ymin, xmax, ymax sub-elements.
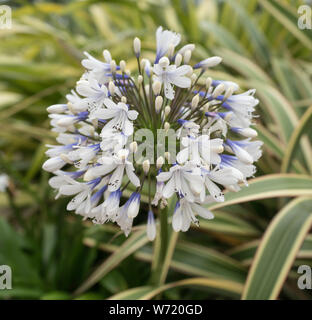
<box><xmin>150</xmin><ymin>206</ymin><xmax>169</xmax><ymax>285</ymax></box>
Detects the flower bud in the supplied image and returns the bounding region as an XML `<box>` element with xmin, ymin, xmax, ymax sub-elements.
<box><xmin>42</xmin><ymin>157</ymin><xmax>65</xmax><ymax>173</ymax></box>
<box><xmin>194</xmin><ymin>56</ymin><xmax>222</xmax><ymax>69</ymax></box>
<box><xmin>152</xmin><ymin>81</ymin><xmax>162</xmax><ymax>95</ymax></box>
<box><xmin>164</xmin><ymin>152</ymin><xmax>170</xmax><ymax>162</ymax></box>
<box><xmin>120</xmin><ymin>60</ymin><xmax>126</xmax><ymax>72</ymax></box>
<box><xmin>174</xmin><ymin>53</ymin><xmax>182</xmax><ymax>67</ymax></box>
<box><xmin>103</xmin><ymin>49</ymin><xmax>112</xmax><ymax>62</ymax></box>
<box><xmin>191</xmin><ymin>94</ymin><xmax>199</xmax><ymax>110</ymax></box>
<box><xmin>164</xmin><ymin>105</ymin><xmax>171</xmax><ymax>117</ymax></box>
<box><xmin>57</xmin><ymin>117</ymin><xmax>75</xmax><ymax>127</ymax></box>
<box><xmin>178</xmin><ymin>44</ymin><xmax>195</xmax><ymax>55</ymax></box>
<box><xmin>130</xmin><ymin>141</ymin><xmax>138</xmax><ymax>153</ymax></box>
<box><xmin>168</xmin><ymin>43</ymin><xmax>175</xmax><ymax>58</ymax></box>
<box><xmin>156</xmin><ymin>156</ymin><xmax>164</xmax><ymax>169</ymax></box>
<box><xmin>159</xmin><ymin>57</ymin><xmax>169</xmax><ymax>68</ymax></box>
<box><xmin>47</xmin><ymin>104</ymin><xmax>67</xmax><ymax>114</ymax></box>
<box><xmin>183</xmin><ymin>50</ymin><xmax>192</xmax><ymax>64</ymax></box>
<box><xmin>212</xmin><ymin>83</ymin><xmax>225</xmax><ymax>98</ymax></box>
<box><xmin>121</xmin><ymin>96</ymin><xmax>127</xmax><ymax>103</ymax></box>
<box><xmin>145</xmin><ymin>85</ymin><xmax>150</xmax><ymax>97</ymax></box>
<box><xmin>110</xmin><ymin>60</ymin><xmax>116</xmax><ymax>73</ymax></box>
<box><xmin>147</xmin><ymin>210</ymin><xmax>156</xmax><ymax>241</ymax></box>
<box><xmin>133</xmin><ymin>37</ymin><xmax>141</xmax><ymax>57</ymax></box>
<box><xmin>143</xmin><ymin>160</ymin><xmax>150</xmax><ymax>175</ymax></box>
<box><xmin>206</xmin><ymin>77</ymin><xmax>212</xmax><ymax>90</ymax></box>
<box><xmin>138</xmin><ymin>75</ymin><xmax>143</xmax><ymax>85</ymax></box>
<box><xmin>109</xmin><ymin>81</ymin><xmax>115</xmax><ymax>95</ymax></box>
<box><xmin>155</xmin><ymin>96</ymin><xmax>163</xmax><ymax>113</ymax></box>
<box><xmin>164</xmin><ymin>122</ymin><xmax>170</xmax><ymax>131</ymax></box>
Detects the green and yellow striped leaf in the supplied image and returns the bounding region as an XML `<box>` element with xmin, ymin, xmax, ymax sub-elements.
<box><xmin>207</xmin><ymin>174</ymin><xmax>312</xmax><ymax>211</ymax></box>
<box><xmin>242</xmin><ymin>197</ymin><xmax>312</xmax><ymax>300</ymax></box>
<box><xmin>109</xmin><ymin>277</ymin><xmax>243</xmax><ymax>300</ymax></box>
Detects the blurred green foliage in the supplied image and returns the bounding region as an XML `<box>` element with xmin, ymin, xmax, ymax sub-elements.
<box><xmin>1</xmin><ymin>0</ymin><xmax>312</xmax><ymax>300</ymax></box>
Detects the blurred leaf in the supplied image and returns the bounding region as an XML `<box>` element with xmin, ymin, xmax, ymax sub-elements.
<box><xmin>74</xmin><ymin>229</ymin><xmax>149</xmax><ymax>296</ymax></box>
<box><xmin>242</xmin><ymin>197</ymin><xmax>312</xmax><ymax>300</ymax></box>
<box><xmin>282</xmin><ymin>105</ymin><xmax>312</xmax><ymax>173</ymax></box>
<box><xmin>109</xmin><ymin>277</ymin><xmax>243</xmax><ymax>300</ymax></box>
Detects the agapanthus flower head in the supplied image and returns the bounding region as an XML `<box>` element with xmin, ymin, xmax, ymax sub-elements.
<box><xmin>43</xmin><ymin>26</ymin><xmax>263</xmax><ymax>240</ymax></box>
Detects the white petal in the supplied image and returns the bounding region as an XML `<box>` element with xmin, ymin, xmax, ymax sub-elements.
<box><xmin>173</xmin><ymin>65</ymin><xmax>192</xmax><ymax>76</ymax></box>
<box><xmin>93</xmin><ymin>108</ymin><xmax>119</xmax><ymax>119</ymax></box>
<box><xmin>172</xmin><ymin>208</ymin><xmax>182</xmax><ymax>232</ymax></box>
<box><xmin>126</xmin><ymin>164</ymin><xmax>140</xmax><ymax>188</ymax></box>
<box><xmin>177</xmin><ymin>148</ymin><xmax>189</xmax><ymax>164</ymax></box>
<box><xmin>59</xmin><ymin>184</ymin><xmax>84</xmax><ymax>196</ymax></box>
<box><xmin>164</xmin><ymin>82</ymin><xmax>174</xmax><ymax>100</ymax></box>
<box><xmin>123</xmin><ymin>119</ymin><xmax>134</xmax><ymax>136</ymax></box>
<box><xmin>67</xmin><ymin>190</ymin><xmax>88</xmax><ymax>210</ymax></box>
<box><xmin>156</xmin><ymin>171</ymin><xmax>172</xmax><ymax>182</ymax></box>
<box><xmin>162</xmin><ymin>176</ymin><xmax>175</xmax><ymax>198</ymax></box>
<box><xmin>76</xmin><ymin>82</ymin><xmax>95</xmax><ymax>97</ymax></box>
<box><xmin>103</xmin><ymin>98</ymin><xmax>117</xmax><ymax>109</ymax></box>
<box><xmin>108</xmin><ymin>165</ymin><xmax>124</xmax><ymax>191</ymax></box>
<box><xmin>191</xmin><ymin>203</ymin><xmax>214</xmax><ymax>220</ymax></box>
<box><xmin>205</xmin><ymin>178</ymin><xmax>224</xmax><ymax>202</ymax></box>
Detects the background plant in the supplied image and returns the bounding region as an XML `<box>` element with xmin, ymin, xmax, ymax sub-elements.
<box><xmin>0</xmin><ymin>0</ymin><xmax>312</xmax><ymax>300</ymax></box>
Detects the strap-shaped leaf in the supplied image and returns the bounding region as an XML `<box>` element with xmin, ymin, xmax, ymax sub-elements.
<box><xmin>109</xmin><ymin>277</ymin><xmax>243</xmax><ymax>300</ymax></box>
<box><xmin>228</xmin><ymin>235</ymin><xmax>312</xmax><ymax>265</ymax></box>
<box><xmin>84</xmin><ymin>236</ymin><xmax>247</xmax><ymax>283</ymax></box>
<box><xmin>242</xmin><ymin>197</ymin><xmax>312</xmax><ymax>300</ymax></box>
<box><xmin>282</xmin><ymin>105</ymin><xmax>312</xmax><ymax>173</ymax></box>
<box><xmin>207</xmin><ymin>174</ymin><xmax>312</xmax><ymax>211</ymax></box>
<box><xmin>74</xmin><ymin>229</ymin><xmax>149</xmax><ymax>296</ymax></box>
<box><xmin>259</xmin><ymin>0</ymin><xmax>312</xmax><ymax>50</ymax></box>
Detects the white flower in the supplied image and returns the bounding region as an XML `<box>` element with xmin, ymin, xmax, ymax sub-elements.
<box><xmin>223</xmin><ymin>89</ymin><xmax>259</xmax><ymax>128</ymax></box>
<box><xmin>116</xmin><ymin>204</ymin><xmax>134</xmax><ymax>237</ymax></box>
<box><xmin>84</xmin><ymin>149</ymin><xmax>140</xmax><ymax>192</ymax></box>
<box><xmin>176</xmin><ymin>120</ymin><xmax>200</xmax><ymax>139</ymax></box>
<box><xmin>93</xmin><ymin>98</ymin><xmax>138</xmax><ymax>136</ymax></box>
<box><xmin>202</xmin><ymin>167</ymin><xmax>242</xmax><ymax>202</ymax></box>
<box><xmin>91</xmin><ymin>188</ymin><xmax>122</xmax><ymax>223</ymax></box>
<box><xmin>153</xmin><ymin>58</ymin><xmax>191</xmax><ymax>100</ymax></box>
<box><xmin>100</xmin><ymin>129</ymin><xmax>127</xmax><ymax>154</ymax></box>
<box><xmin>220</xmin><ymin>154</ymin><xmax>255</xmax><ymax>181</ymax></box>
<box><xmin>226</xmin><ymin>139</ymin><xmax>263</xmax><ymax>164</ymax></box>
<box><xmin>172</xmin><ymin>198</ymin><xmax>214</xmax><ymax>232</ymax></box>
<box><xmin>177</xmin><ymin>135</ymin><xmax>223</xmax><ymax>165</ymax></box>
<box><xmin>43</xmin><ymin>26</ymin><xmax>262</xmax><ymax>239</ymax></box>
<box><xmin>155</xmin><ymin>26</ymin><xmax>181</xmax><ymax>63</ymax></box>
<box><xmin>76</xmin><ymin>77</ymin><xmax>108</xmax><ymax>116</ymax></box>
<box><xmin>67</xmin><ymin>143</ymin><xmax>101</xmax><ymax>169</ymax></box>
<box><xmin>157</xmin><ymin>163</ymin><xmax>204</xmax><ymax>202</ymax></box>
<box><xmin>81</xmin><ymin>52</ymin><xmax>117</xmax><ymax>84</ymax></box>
